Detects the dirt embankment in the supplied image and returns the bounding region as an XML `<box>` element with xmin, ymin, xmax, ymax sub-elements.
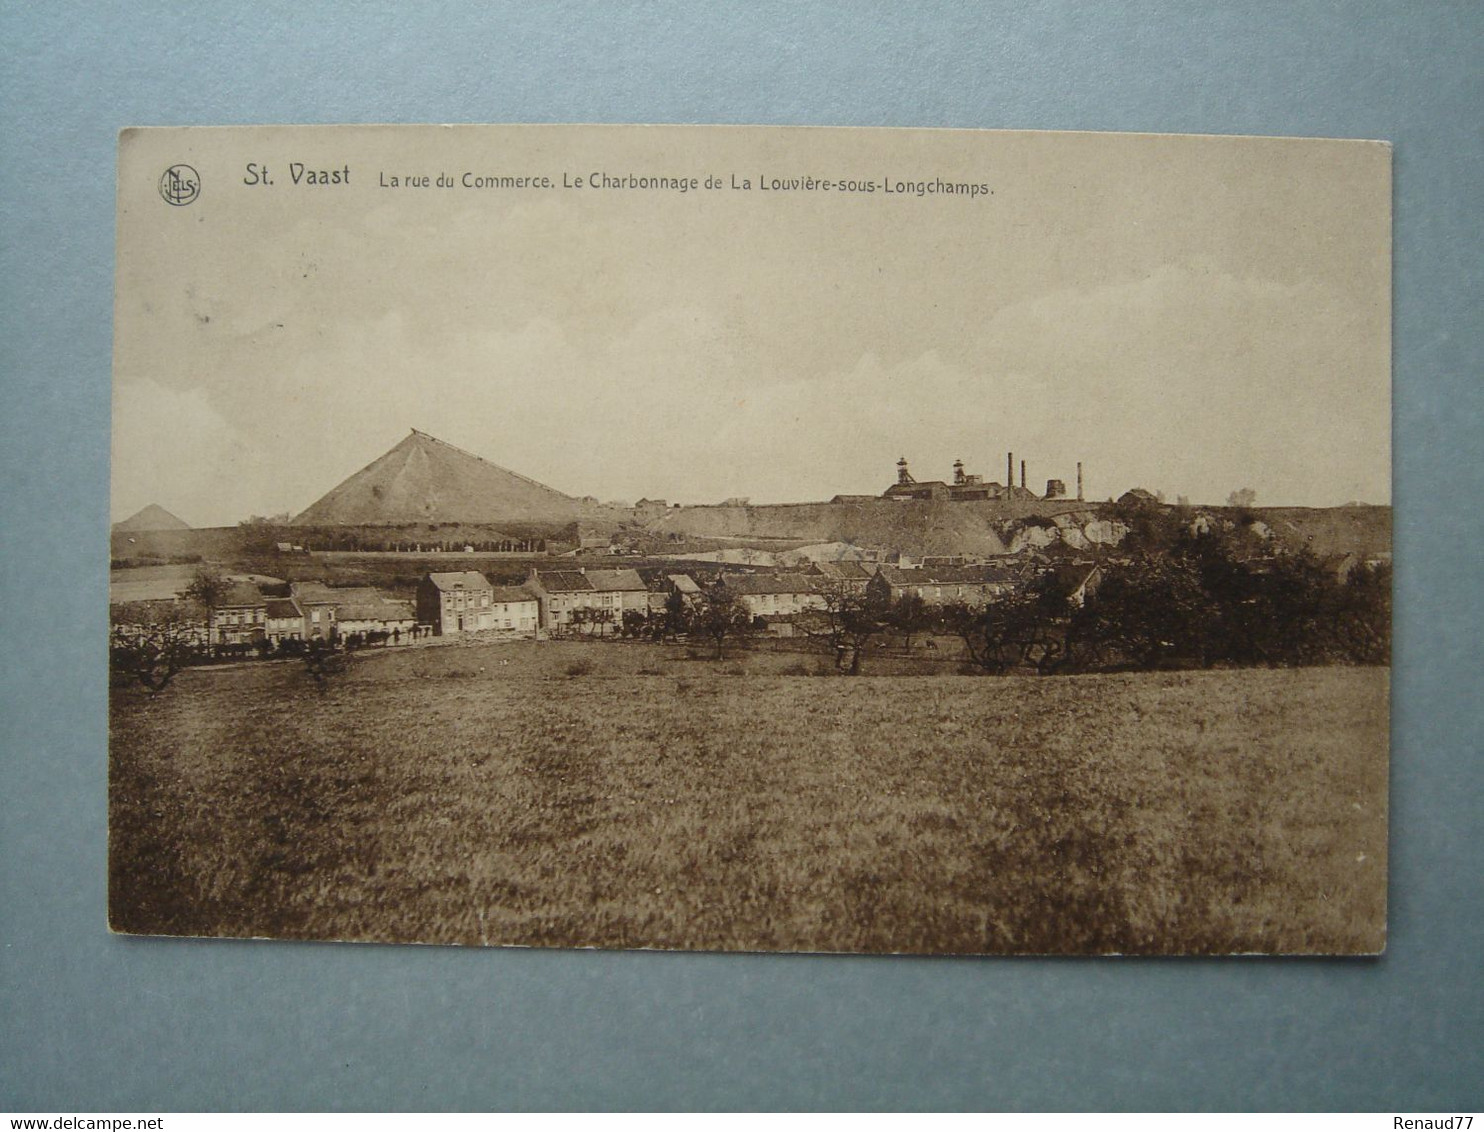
<box><xmin>646</xmin><ymin>499</ymin><xmax>1392</xmax><ymax>560</ymax></box>
<box><xmin>647</xmin><ymin>499</ymin><xmax>1101</xmax><ymax>557</ymax></box>
<box><xmin>1257</xmin><ymin>506</ymin><xmax>1392</xmax><ymax>559</ymax></box>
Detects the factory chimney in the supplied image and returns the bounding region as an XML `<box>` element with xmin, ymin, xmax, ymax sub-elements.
<box><xmin>1077</xmin><ymin>462</ymin><xmax>1084</xmax><ymax>501</ymax></box>
<box><xmin>1007</xmin><ymin>452</ymin><xmax>1013</xmax><ymax>489</ymax></box>
<box><xmin>1020</xmin><ymin>460</ymin><xmax>1026</xmax><ymax>491</ymax></box>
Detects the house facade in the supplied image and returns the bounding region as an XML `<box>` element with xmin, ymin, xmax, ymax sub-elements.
<box><xmin>484</xmin><ymin>586</ymin><xmax>540</xmax><ymax>636</ymax></box>
<box><xmin>527</xmin><ymin>568</ymin><xmax>645</xmax><ymax>633</ymax></box>
<box><xmin>416</xmin><ymin>571</ymin><xmax>503</xmax><ymax>635</ymax></box>
<box><xmin>289</xmin><ymin>581</ymin><xmax>341</xmax><ymax>640</ymax></box>
<box><xmin>867</xmin><ymin>565</ymin><xmax>1018</xmax><ymax>608</ymax></box>
<box><xmin>810</xmin><ymin>561</ymin><xmax>876</xmax><ymax>594</ymax></box>
<box><xmin>264</xmin><ymin>597</ymin><xmax>306</xmax><ymax>643</ymax></box>
<box><xmin>584</xmin><ymin>569</ymin><xmax>650</xmax><ymax>622</ymax></box>
<box><xmin>635</xmin><ymin>570</ymin><xmax>706</xmax><ymax>616</ymax></box>
<box><xmin>210</xmin><ymin>581</ymin><xmax>268</xmax><ymax>645</ymax></box>
<box><xmin>526</xmin><ymin>569</ymin><xmax>599</xmax><ymax>632</ymax></box>
<box><xmin>333</xmin><ymin>588</ymin><xmax>419</xmax><ymax>639</ymax></box>
<box><xmin>263</xmin><ymin>584</ymin><xmax>422</xmax><ymax>642</ymax></box>
<box><xmin>716</xmin><ymin>572</ymin><xmax>826</xmax><ymax>619</ymax></box>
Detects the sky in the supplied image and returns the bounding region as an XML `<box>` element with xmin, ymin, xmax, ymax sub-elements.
<box><xmin>113</xmin><ymin>125</ymin><xmax>1391</xmax><ymax>527</ymax></box>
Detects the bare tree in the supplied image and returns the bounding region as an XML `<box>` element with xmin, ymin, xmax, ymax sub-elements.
<box><xmin>799</xmin><ymin>581</ymin><xmax>890</xmax><ymax>674</ymax></box>
<box><xmin>660</xmin><ymin>588</ymin><xmax>690</xmax><ymax>641</ymax></box>
<box><xmin>109</xmin><ymin>601</ymin><xmax>204</xmax><ymax>691</ymax></box>
<box><xmin>181</xmin><ymin>567</ymin><xmax>229</xmax><ymax>609</ymax></box>
<box><xmin>693</xmin><ymin>587</ymin><xmax>753</xmax><ymax>660</ymax></box>
<box><xmin>302</xmin><ymin>638</ymin><xmax>350</xmax><ymax>689</ymax></box>
<box><xmin>887</xmin><ymin>593</ymin><xmax>931</xmax><ymax>651</ymax></box>
<box><xmin>181</xmin><ymin>567</ymin><xmax>230</xmax><ymax>645</ymax></box>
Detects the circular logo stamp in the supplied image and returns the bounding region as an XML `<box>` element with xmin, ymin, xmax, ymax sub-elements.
<box><xmin>159</xmin><ymin>164</ymin><xmax>200</xmax><ymax>206</ymax></box>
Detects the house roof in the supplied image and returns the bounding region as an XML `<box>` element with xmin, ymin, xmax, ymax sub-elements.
<box><xmin>719</xmin><ymin>572</ymin><xmax>821</xmax><ymax>596</ymax></box>
<box><xmin>668</xmin><ymin>574</ymin><xmax>703</xmax><ymax>594</ymax></box>
<box><xmin>329</xmin><ymin>586</ymin><xmax>384</xmax><ymax>604</ymax></box>
<box><xmin>336</xmin><ymin>601</ymin><xmax>399</xmax><ymax>622</ymax></box>
<box><xmin>424</xmin><ymin>571</ymin><xmax>492</xmax><ymax>592</ymax></box>
<box><xmin>635</xmin><ymin>568</ymin><xmax>671</xmax><ymax>592</ymax></box>
<box><xmin>814</xmin><ymin>561</ymin><xmax>874</xmax><ymax>581</ymax></box>
<box><xmin>1047</xmin><ymin>563</ymin><xmax>1101</xmax><ymax>592</ymax></box>
<box><xmin>218</xmin><ymin>581</ymin><xmax>266</xmax><ymax>608</ymax></box>
<box><xmin>584</xmin><ymin>568</ymin><xmax>647</xmax><ymax>592</ymax></box>
<box><xmin>875</xmin><ymin>565</ymin><xmax>1015</xmax><ymax>587</ymax></box>
<box><xmin>290</xmin><ymin>580</ymin><xmax>340</xmax><ymax>604</ymax></box>
<box><xmin>533</xmin><ymin>570</ymin><xmax>594</xmax><ymax>593</ymax></box>
<box><xmin>264</xmin><ymin>598</ymin><xmax>302</xmax><ymax>619</ymax></box>
<box><xmin>489</xmin><ymin>585</ymin><xmax>537</xmax><ymax>604</ymax></box>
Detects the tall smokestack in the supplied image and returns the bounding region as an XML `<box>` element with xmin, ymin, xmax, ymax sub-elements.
<box><xmin>1020</xmin><ymin>460</ymin><xmax>1026</xmax><ymax>490</ymax></box>
<box><xmin>1077</xmin><ymin>462</ymin><xmax>1084</xmax><ymax>501</ymax></box>
<box><xmin>1007</xmin><ymin>452</ymin><xmax>1014</xmax><ymax>488</ymax></box>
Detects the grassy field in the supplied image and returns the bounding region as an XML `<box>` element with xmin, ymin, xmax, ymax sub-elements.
<box><xmin>109</xmin><ymin>639</ymin><xmax>1388</xmax><ymax>954</ymax></box>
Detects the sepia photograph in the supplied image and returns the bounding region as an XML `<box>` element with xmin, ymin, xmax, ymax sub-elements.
<box><xmin>109</xmin><ymin>123</ymin><xmax>1391</xmax><ymax>955</ymax></box>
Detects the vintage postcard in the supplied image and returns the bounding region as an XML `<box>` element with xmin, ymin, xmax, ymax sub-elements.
<box><xmin>110</xmin><ymin>124</ymin><xmax>1390</xmax><ymax>954</ymax></box>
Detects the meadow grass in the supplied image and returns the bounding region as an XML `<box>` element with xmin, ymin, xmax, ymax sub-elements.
<box><xmin>109</xmin><ymin>639</ymin><xmax>1387</xmax><ymax>954</ymax></box>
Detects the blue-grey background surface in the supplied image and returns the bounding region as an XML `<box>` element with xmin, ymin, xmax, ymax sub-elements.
<box><xmin>2</xmin><ymin>1</ymin><xmax>1480</xmax><ymax>1112</ymax></box>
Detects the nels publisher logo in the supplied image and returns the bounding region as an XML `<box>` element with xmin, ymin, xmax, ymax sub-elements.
<box><xmin>159</xmin><ymin>164</ymin><xmax>200</xmax><ymax>206</ymax></box>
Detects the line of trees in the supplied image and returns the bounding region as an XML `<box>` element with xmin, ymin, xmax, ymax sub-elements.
<box><xmin>946</xmin><ymin>526</ymin><xmax>1390</xmax><ymax>676</ymax></box>
<box><xmin>109</xmin><ymin>615</ymin><xmax>387</xmax><ymax>692</ymax></box>
<box><xmin>581</xmin><ymin>590</ymin><xmax>753</xmax><ymax>658</ymax></box>
<box><xmin>110</xmin><ymin>569</ymin><xmax>403</xmax><ymax>693</ymax></box>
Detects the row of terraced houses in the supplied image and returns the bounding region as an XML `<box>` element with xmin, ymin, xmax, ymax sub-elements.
<box><xmin>184</xmin><ymin>561</ymin><xmax>1099</xmax><ymax>646</ymax></box>
<box><xmin>413</xmin><ymin>562</ymin><xmax>1094</xmax><ymax>639</ymax></box>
